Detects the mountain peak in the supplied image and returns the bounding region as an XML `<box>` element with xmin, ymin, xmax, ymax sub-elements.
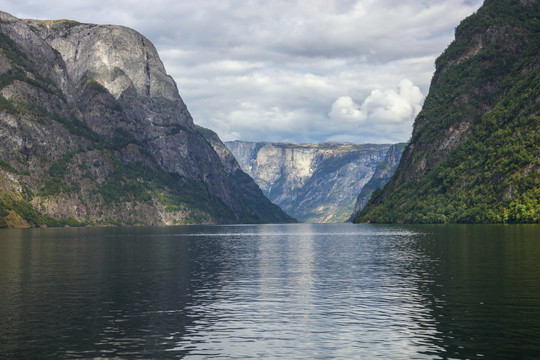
<box><xmin>23</xmin><ymin>19</ymin><xmax>179</xmax><ymax>101</ymax></box>
<box><xmin>0</xmin><ymin>11</ymin><xmax>293</xmax><ymax>227</ymax></box>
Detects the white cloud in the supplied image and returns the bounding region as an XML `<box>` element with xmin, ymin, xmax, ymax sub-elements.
<box><xmin>362</xmin><ymin>79</ymin><xmax>424</xmax><ymax>124</ymax></box>
<box><xmin>0</xmin><ymin>0</ymin><xmax>483</xmax><ymax>144</ymax></box>
<box><xmin>329</xmin><ymin>96</ymin><xmax>366</xmax><ymax>123</ymax></box>
<box><xmin>328</xmin><ymin>79</ymin><xmax>424</xmax><ymax>142</ymax></box>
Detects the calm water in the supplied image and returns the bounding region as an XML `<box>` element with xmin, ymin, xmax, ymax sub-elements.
<box><xmin>0</xmin><ymin>224</ymin><xmax>539</xmax><ymax>359</ymax></box>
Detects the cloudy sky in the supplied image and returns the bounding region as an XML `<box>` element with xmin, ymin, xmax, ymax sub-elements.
<box><xmin>1</xmin><ymin>0</ymin><xmax>482</xmax><ymax>144</ymax></box>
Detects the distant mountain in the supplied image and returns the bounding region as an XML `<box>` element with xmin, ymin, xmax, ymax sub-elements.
<box><xmin>0</xmin><ymin>11</ymin><xmax>293</xmax><ymax>227</ymax></box>
<box><xmin>350</xmin><ymin>143</ymin><xmax>406</xmax><ymax>217</ymax></box>
<box><xmin>226</xmin><ymin>141</ymin><xmax>391</xmax><ymax>222</ymax></box>
<box><xmin>355</xmin><ymin>0</ymin><xmax>539</xmax><ymax>224</ymax></box>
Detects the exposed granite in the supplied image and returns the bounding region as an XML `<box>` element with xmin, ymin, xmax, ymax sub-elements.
<box><xmin>226</xmin><ymin>141</ymin><xmax>391</xmax><ymax>222</ymax></box>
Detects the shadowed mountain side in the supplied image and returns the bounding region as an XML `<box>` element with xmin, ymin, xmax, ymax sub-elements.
<box><xmin>355</xmin><ymin>0</ymin><xmax>539</xmax><ymax>224</ymax></box>
<box><xmin>349</xmin><ymin>143</ymin><xmax>406</xmax><ymax>220</ymax></box>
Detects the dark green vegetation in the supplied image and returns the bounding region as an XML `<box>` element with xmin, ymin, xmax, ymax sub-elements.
<box><xmin>355</xmin><ymin>0</ymin><xmax>539</xmax><ymax>224</ymax></box>
<box><xmin>0</xmin><ymin>12</ymin><xmax>293</xmax><ymax>227</ymax></box>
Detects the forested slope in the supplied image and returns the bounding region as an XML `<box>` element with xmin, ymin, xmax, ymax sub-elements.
<box><xmin>355</xmin><ymin>0</ymin><xmax>539</xmax><ymax>223</ymax></box>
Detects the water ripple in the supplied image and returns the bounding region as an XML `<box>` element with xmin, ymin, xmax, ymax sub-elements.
<box><xmin>0</xmin><ymin>224</ymin><xmax>539</xmax><ymax>359</ymax></box>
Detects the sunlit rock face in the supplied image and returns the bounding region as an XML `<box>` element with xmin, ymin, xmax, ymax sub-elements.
<box><xmin>27</xmin><ymin>20</ymin><xmax>179</xmax><ymax>101</ymax></box>
<box><xmin>226</xmin><ymin>141</ymin><xmax>391</xmax><ymax>223</ymax></box>
<box><xmin>0</xmin><ymin>11</ymin><xmax>293</xmax><ymax>226</ymax></box>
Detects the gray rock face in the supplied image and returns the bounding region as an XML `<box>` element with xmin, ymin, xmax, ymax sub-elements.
<box><xmin>25</xmin><ymin>19</ymin><xmax>179</xmax><ymax>102</ymax></box>
<box><xmin>351</xmin><ymin>143</ymin><xmax>406</xmax><ymax>215</ymax></box>
<box><xmin>226</xmin><ymin>141</ymin><xmax>391</xmax><ymax>223</ymax></box>
<box><xmin>0</xmin><ymin>12</ymin><xmax>292</xmax><ymax>226</ymax></box>
<box><xmin>199</xmin><ymin>127</ymin><xmax>295</xmax><ymax>223</ymax></box>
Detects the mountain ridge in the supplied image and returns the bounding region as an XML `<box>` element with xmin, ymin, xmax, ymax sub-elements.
<box><xmin>226</xmin><ymin>140</ymin><xmax>393</xmax><ymax>223</ymax></box>
<box><xmin>0</xmin><ymin>11</ymin><xmax>294</xmax><ymax>227</ymax></box>
<box><xmin>355</xmin><ymin>0</ymin><xmax>539</xmax><ymax>224</ymax></box>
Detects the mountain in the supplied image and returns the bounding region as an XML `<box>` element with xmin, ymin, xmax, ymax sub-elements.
<box><xmin>351</xmin><ymin>143</ymin><xmax>406</xmax><ymax>216</ymax></box>
<box><xmin>0</xmin><ymin>11</ymin><xmax>293</xmax><ymax>227</ymax></box>
<box><xmin>355</xmin><ymin>0</ymin><xmax>539</xmax><ymax>224</ymax></box>
<box><xmin>226</xmin><ymin>141</ymin><xmax>390</xmax><ymax>222</ymax></box>
<box><xmin>197</xmin><ymin>126</ymin><xmax>295</xmax><ymax>223</ymax></box>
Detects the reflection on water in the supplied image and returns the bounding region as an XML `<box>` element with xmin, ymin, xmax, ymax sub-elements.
<box><xmin>403</xmin><ymin>225</ymin><xmax>540</xmax><ymax>359</ymax></box>
<box><xmin>0</xmin><ymin>224</ymin><xmax>539</xmax><ymax>359</ymax></box>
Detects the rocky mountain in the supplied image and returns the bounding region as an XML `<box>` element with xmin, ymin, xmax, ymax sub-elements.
<box><xmin>0</xmin><ymin>11</ymin><xmax>293</xmax><ymax>227</ymax></box>
<box><xmin>355</xmin><ymin>0</ymin><xmax>539</xmax><ymax>224</ymax></box>
<box><xmin>226</xmin><ymin>141</ymin><xmax>391</xmax><ymax>222</ymax></box>
<box><xmin>351</xmin><ymin>143</ymin><xmax>406</xmax><ymax>217</ymax></box>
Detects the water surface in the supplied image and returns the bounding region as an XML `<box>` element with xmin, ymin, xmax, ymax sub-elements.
<box><xmin>0</xmin><ymin>223</ymin><xmax>539</xmax><ymax>359</ymax></box>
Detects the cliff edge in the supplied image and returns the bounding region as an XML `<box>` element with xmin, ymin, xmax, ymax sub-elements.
<box><xmin>0</xmin><ymin>12</ymin><xmax>293</xmax><ymax>227</ymax></box>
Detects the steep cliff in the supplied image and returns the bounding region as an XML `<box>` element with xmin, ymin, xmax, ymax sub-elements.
<box><xmin>0</xmin><ymin>12</ymin><xmax>293</xmax><ymax>227</ymax></box>
<box><xmin>355</xmin><ymin>0</ymin><xmax>539</xmax><ymax>224</ymax></box>
<box><xmin>198</xmin><ymin>127</ymin><xmax>295</xmax><ymax>223</ymax></box>
<box><xmin>226</xmin><ymin>141</ymin><xmax>390</xmax><ymax>222</ymax></box>
<box><xmin>351</xmin><ymin>143</ymin><xmax>406</xmax><ymax>216</ymax></box>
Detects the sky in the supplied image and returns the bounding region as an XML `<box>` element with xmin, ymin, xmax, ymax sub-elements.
<box><xmin>0</xmin><ymin>0</ymin><xmax>483</xmax><ymax>144</ymax></box>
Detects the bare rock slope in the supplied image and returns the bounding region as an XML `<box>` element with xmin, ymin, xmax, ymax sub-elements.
<box><xmin>0</xmin><ymin>12</ymin><xmax>293</xmax><ymax>227</ymax></box>
<box><xmin>227</xmin><ymin>141</ymin><xmax>391</xmax><ymax>222</ymax></box>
